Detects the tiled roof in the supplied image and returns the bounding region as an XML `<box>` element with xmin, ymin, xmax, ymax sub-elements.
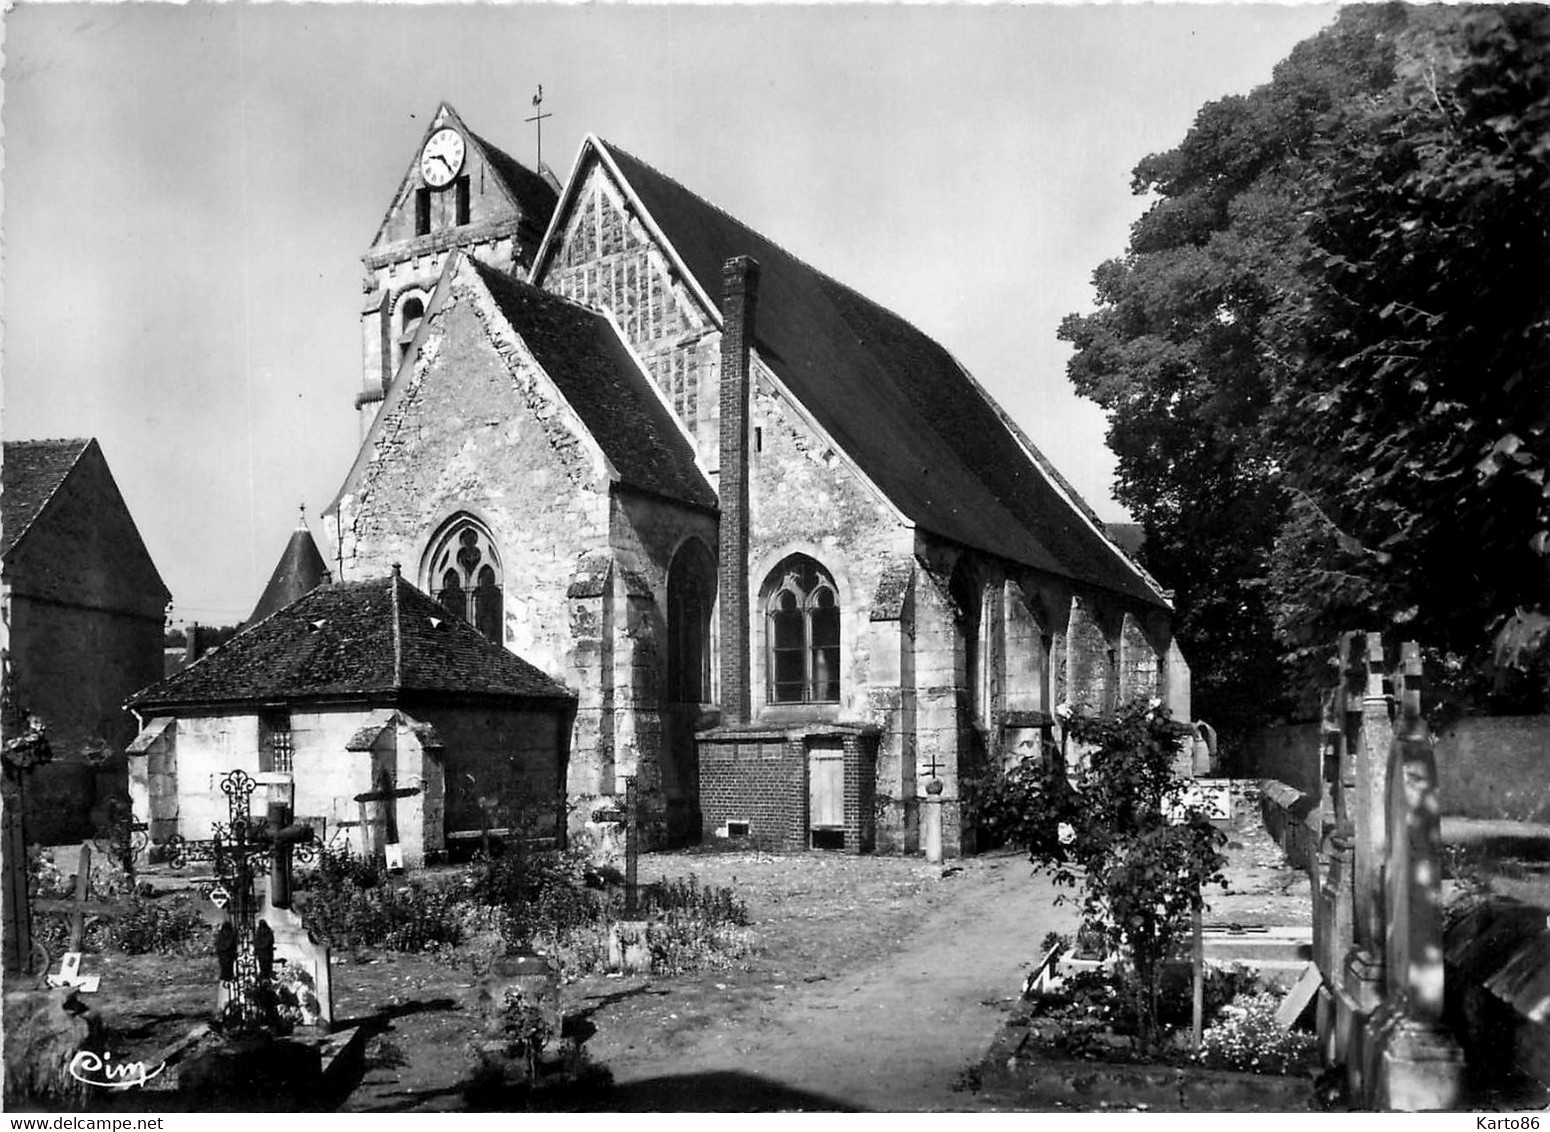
<box><xmin>1105</xmin><ymin>522</ymin><xmax>1146</xmax><ymax>559</ymax></box>
<box><xmin>587</xmin><ymin>141</ymin><xmax>1166</xmax><ymax>608</ymax></box>
<box><xmin>2</xmin><ymin>439</ymin><xmax>91</xmax><ymax>558</ymax></box>
<box><xmin>128</xmin><ymin>572</ymin><xmax>573</xmax><ymax>711</ymax></box>
<box><xmin>248</xmin><ymin>520</ymin><xmax>333</xmax><ymax>625</ymax></box>
<box><xmin>468</xmin><ymin>130</ymin><xmax>559</xmax><ymax>236</ymax></box>
<box><xmin>469</xmin><ymin>259</ymin><xmax>716</xmax><ymax>511</ymax></box>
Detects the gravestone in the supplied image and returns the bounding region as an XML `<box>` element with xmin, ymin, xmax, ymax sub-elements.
<box><xmin>1342</xmin><ymin>632</ymin><xmax>1394</xmax><ymax>1101</ymax></box>
<box><xmin>1365</xmin><ymin>642</ymin><xmax>1465</xmax><ymax>1110</ymax></box>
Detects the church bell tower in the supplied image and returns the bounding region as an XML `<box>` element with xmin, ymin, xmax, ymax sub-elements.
<box><xmin>356</xmin><ymin>102</ymin><xmax>559</xmax><ymax>432</ymax></box>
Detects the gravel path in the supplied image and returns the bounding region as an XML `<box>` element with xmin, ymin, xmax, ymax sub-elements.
<box><xmin>572</xmin><ymin>850</ymin><xmax>1081</xmax><ymax>1111</ymax></box>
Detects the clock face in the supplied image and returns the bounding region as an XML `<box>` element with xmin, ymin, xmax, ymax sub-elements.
<box><xmin>420</xmin><ymin>128</ymin><xmax>465</xmax><ymax>189</ymax></box>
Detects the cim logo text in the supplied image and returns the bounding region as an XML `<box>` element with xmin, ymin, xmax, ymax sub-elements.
<box><xmin>68</xmin><ymin>1050</ymin><xmax>166</xmax><ymax>1090</ymax></box>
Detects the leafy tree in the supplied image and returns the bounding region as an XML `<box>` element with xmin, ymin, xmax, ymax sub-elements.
<box><xmin>1060</xmin><ymin>5</ymin><xmax>1412</xmax><ymax>737</ymax></box>
<box><xmin>977</xmin><ymin>702</ymin><xmax>1226</xmax><ymax>1049</ymax></box>
<box><xmin>1063</xmin><ymin>4</ymin><xmax>1550</xmax><ymax>723</ymax></box>
<box><xmin>1269</xmin><ymin>5</ymin><xmax>1550</xmax><ymax>705</ymax></box>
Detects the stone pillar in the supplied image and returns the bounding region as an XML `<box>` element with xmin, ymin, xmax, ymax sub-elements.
<box><xmin>567</xmin><ymin>553</ymin><xmax>614</xmax><ymax>843</ymax></box>
<box><xmin>865</xmin><ymin>567</ymin><xmax>917</xmax><ymax>853</ymax></box>
<box><xmin>922</xmin><ymin>778</ymin><xmax>944</xmax><ymax>865</ymax></box>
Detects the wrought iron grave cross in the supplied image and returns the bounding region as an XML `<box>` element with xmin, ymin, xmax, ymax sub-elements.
<box><xmin>159</xmin><ymin>769</ymin><xmax>315</xmax><ymax>1032</ymax></box>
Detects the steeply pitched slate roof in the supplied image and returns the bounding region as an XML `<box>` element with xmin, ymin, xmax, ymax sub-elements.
<box><xmin>2</xmin><ymin>439</ymin><xmax>91</xmax><ymax>558</ymax></box>
<box><xmin>248</xmin><ymin>521</ymin><xmax>333</xmax><ymax>625</ymax></box>
<box><xmin>469</xmin><ymin>259</ymin><xmax>716</xmax><ymax>511</ymax></box>
<box><xmin>583</xmin><ymin>141</ymin><xmax>1165</xmax><ymax>608</ymax></box>
<box><xmin>468</xmin><ymin>130</ymin><xmax>559</xmax><ymax>235</ymax></box>
<box><xmin>129</xmin><ymin>572</ymin><xmax>573</xmax><ymax>711</ymax></box>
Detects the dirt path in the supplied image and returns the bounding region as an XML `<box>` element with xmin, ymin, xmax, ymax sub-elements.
<box><xmin>569</xmin><ymin>850</ymin><xmax>1081</xmax><ymax>1111</ymax></box>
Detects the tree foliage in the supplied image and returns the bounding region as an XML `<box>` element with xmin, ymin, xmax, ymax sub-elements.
<box><xmin>1062</xmin><ymin>4</ymin><xmax>1550</xmax><ymax>724</ymax></box>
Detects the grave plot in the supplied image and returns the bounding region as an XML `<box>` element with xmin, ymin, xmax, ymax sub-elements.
<box><xmin>7</xmin><ymin>771</ymin><xmax>769</xmax><ymax>1112</ymax></box>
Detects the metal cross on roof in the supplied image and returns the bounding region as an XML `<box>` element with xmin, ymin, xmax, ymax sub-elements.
<box><xmin>525</xmin><ymin>84</ymin><xmax>553</xmax><ymax>172</ymax></box>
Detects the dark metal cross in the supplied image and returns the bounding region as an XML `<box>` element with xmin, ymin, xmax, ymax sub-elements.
<box><xmin>919</xmin><ymin>751</ymin><xmax>945</xmax><ymax>784</ymax></box>
<box><xmin>525</xmin><ymin>84</ymin><xmax>552</xmax><ymax>170</ymax></box>
<box><xmin>159</xmin><ymin>769</ymin><xmax>315</xmax><ymax>1032</ymax></box>
<box><xmin>592</xmin><ymin>777</ymin><xmax>652</xmax><ymax>917</ymax></box>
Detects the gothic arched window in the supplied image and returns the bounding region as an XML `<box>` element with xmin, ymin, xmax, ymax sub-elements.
<box><xmin>763</xmin><ymin>555</ymin><xmax>841</xmax><ymax>705</ymax></box>
<box><xmin>426</xmin><ymin>517</ymin><xmax>504</xmax><ymax>642</ymax></box>
<box><xmin>667</xmin><ymin>539</ymin><xmax>716</xmax><ymax>704</ymax></box>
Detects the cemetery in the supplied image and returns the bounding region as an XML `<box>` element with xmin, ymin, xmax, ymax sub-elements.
<box><xmin>11</xmin><ymin>654</ymin><xmax>1550</xmax><ymax>1110</ymax></box>
<box><xmin>3</xmin><ymin>618</ymin><xmax>1550</xmax><ymax>1115</ymax></box>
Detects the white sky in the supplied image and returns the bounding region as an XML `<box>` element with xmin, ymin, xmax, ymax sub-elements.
<box><xmin>2</xmin><ymin>2</ymin><xmax>1338</xmax><ymax>627</ymax></box>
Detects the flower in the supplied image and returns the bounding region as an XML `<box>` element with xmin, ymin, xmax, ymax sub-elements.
<box><xmin>1058</xmin><ymin>822</ymin><xmax>1076</xmax><ymax>845</ymax></box>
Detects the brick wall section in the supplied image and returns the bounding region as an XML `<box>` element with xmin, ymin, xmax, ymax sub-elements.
<box><xmin>698</xmin><ymin>728</ymin><xmax>806</xmax><ymax>850</ymax></box>
<box><xmin>718</xmin><ymin>256</ymin><xmax>759</xmax><ymax>724</ymax></box>
<box><xmin>842</xmin><ymin>731</ymin><xmax>878</xmax><ymax>853</ymax></box>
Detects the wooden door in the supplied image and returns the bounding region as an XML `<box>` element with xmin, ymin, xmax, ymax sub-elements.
<box><xmin>808</xmin><ymin>741</ymin><xmax>845</xmax><ymax>835</ymax></box>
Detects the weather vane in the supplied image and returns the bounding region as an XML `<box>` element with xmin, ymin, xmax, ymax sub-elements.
<box><xmin>525</xmin><ymin>84</ymin><xmax>552</xmax><ymax>171</ymax></box>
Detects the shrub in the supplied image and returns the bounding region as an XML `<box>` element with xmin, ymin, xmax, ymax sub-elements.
<box><xmin>978</xmin><ymin>700</ymin><xmax>1228</xmax><ymax>1049</ymax></box>
<box><xmin>300</xmin><ymin>876</ymin><xmax>465</xmax><ymax>952</ymax></box>
<box><xmin>1196</xmin><ymin>989</ymin><xmax>1317</xmax><ymax>1075</ymax></box>
<box><xmin>107</xmin><ymin>895</ymin><xmax>206</xmax><ymax>955</ymax></box>
<box><xmin>306</xmin><ymin>843</ymin><xmax>386</xmax><ymax>890</ymax></box>
<box><xmin>643</xmin><ymin>913</ymin><xmax>758</xmax><ymax>976</ymax></box>
<box><xmin>639</xmin><ymin>874</ymin><xmax>749</xmax><ymax>928</ymax></box>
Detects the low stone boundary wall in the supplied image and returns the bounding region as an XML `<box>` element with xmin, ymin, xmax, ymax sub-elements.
<box><xmin>1245</xmin><ymin>714</ymin><xmax>1550</xmax><ymax>822</ymax></box>
<box><xmin>1257</xmin><ymin>779</ymin><xmax>1322</xmax><ymax>876</ymax></box>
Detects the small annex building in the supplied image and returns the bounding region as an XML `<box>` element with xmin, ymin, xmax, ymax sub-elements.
<box><xmin>125</xmin><ymin>569</ymin><xmax>575</xmax><ymax>866</ymax></box>
<box><xmin>3</xmin><ymin>438</ymin><xmax>170</xmax><ymax>843</ymax></box>
<box><xmin>322</xmin><ymin>103</ymin><xmax>1191</xmax><ymax>859</ymax></box>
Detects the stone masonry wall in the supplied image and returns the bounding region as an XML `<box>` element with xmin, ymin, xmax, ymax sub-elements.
<box><xmin>335</xmin><ymin>276</ymin><xmax>614</xmax><ymax>797</ymax></box>
<box><xmin>610</xmin><ymin>493</ymin><xmax>718</xmax><ymax>839</ymax></box>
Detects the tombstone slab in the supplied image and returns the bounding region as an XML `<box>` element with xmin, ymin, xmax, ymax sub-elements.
<box><xmin>260</xmin><ymin>904</ymin><xmax>333</xmax><ymax>1030</ymax></box>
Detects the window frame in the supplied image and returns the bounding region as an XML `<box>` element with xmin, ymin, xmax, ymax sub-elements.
<box><xmin>762</xmin><ymin>555</ymin><xmax>842</xmax><ymax>706</ymax></box>
<box><xmin>424</xmin><ymin>516</ymin><xmax>504</xmax><ymax>644</ymax></box>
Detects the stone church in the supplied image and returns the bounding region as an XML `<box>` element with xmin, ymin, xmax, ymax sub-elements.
<box><xmin>325</xmin><ymin>102</ymin><xmax>1189</xmax><ymax>857</ymax></box>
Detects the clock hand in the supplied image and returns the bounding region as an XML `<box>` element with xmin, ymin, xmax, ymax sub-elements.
<box><xmin>434</xmin><ymin>154</ymin><xmax>453</xmax><ymax>172</ymax></box>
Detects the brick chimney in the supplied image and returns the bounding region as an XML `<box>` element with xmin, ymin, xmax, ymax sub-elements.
<box><xmin>718</xmin><ymin>255</ymin><xmax>760</xmax><ymax>724</ymax></box>
<box><xmin>185</xmin><ymin>622</ymin><xmax>203</xmax><ymax>666</ymax></box>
